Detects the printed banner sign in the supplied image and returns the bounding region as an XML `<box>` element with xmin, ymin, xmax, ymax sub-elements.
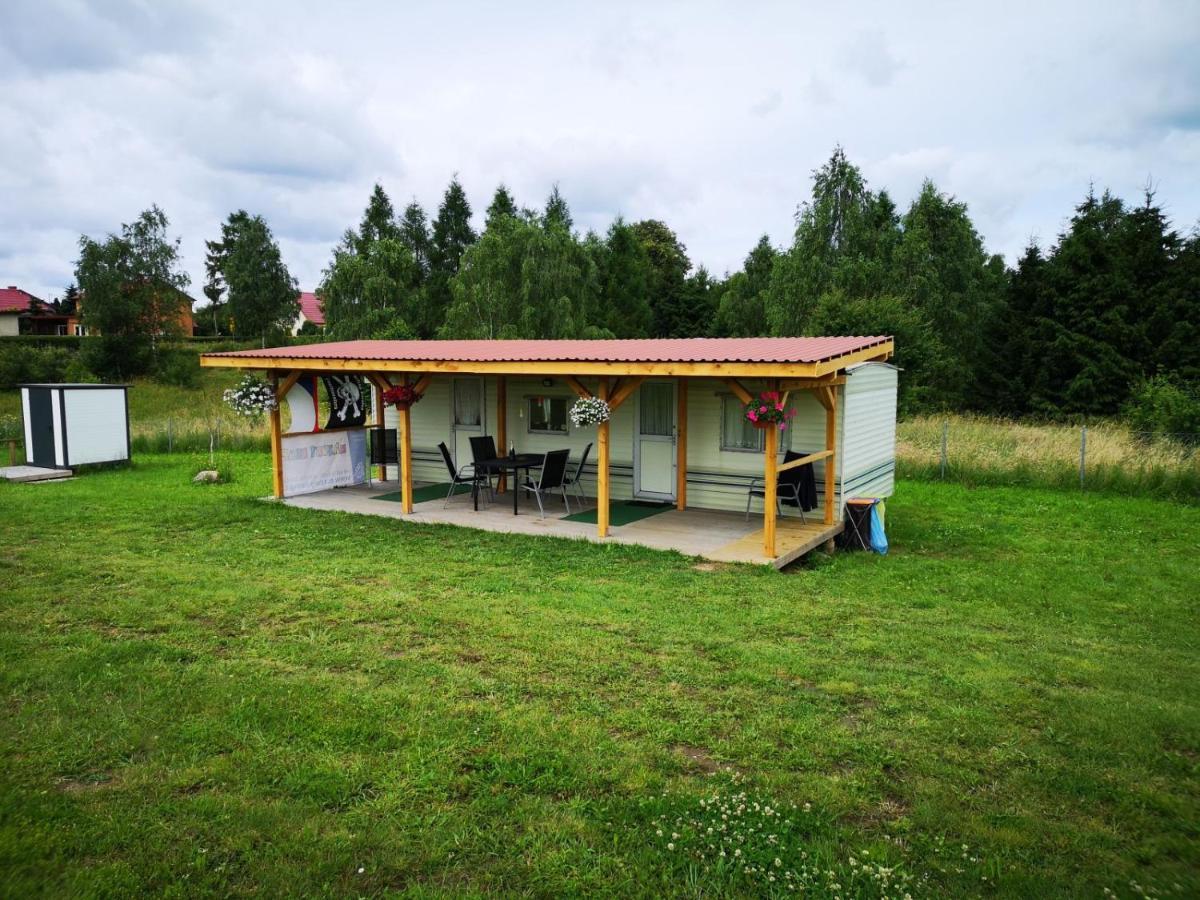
<box><xmin>285</xmin><ymin>375</ymin><xmax>320</xmax><ymax>433</ymax></box>
<box><xmin>282</xmin><ymin>429</ymin><xmax>367</xmax><ymax>497</ymax></box>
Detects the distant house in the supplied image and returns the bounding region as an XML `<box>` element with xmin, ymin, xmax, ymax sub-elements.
<box><xmin>0</xmin><ymin>286</ymin><xmax>80</xmax><ymax>336</ymax></box>
<box><xmin>1</xmin><ymin>284</ymin><xmax>196</xmax><ymax>338</ymax></box>
<box><xmin>292</xmin><ymin>291</ymin><xmax>325</xmax><ymax>335</ymax></box>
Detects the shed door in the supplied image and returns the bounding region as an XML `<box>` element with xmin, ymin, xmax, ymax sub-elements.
<box><xmin>634</xmin><ymin>382</ymin><xmax>675</xmax><ymax>500</ymax></box>
<box><xmin>27</xmin><ymin>388</ymin><xmax>57</xmax><ymax>467</ymax></box>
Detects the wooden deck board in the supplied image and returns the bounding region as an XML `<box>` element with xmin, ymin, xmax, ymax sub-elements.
<box><xmin>709</xmin><ymin>518</ymin><xmax>844</xmax><ymax>569</ymax></box>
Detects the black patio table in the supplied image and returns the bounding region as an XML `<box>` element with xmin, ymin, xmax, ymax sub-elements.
<box><xmin>473</xmin><ymin>453</ymin><xmax>544</xmax><ymax>514</ymax></box>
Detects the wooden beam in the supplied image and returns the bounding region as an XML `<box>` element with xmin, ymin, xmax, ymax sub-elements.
<box><xmin>676</xmin><ymin>378</ymin><xmax>687</xmax><ymax>510</ymax></box>
<box><xmin>778</xmin><ymin>374</ymin><xmax>846</xmax><ymax>391</ymax></box>
<box><xmin>812</xmin><ymin>386</ymin><xmax>835</xmax><ymax>412</ymax></box>
<box><xmin>274</xmin><ymin>369</ymin><xmax>304</xmax><ymax>402</ymax></box>
<box><xmin>398</xmin><ymin>374</ymin><xmax>413</xmax><ymax>514</ymax></box>
<box><xmin>564</xmin><ymin>375</ymin><xmax>592</xmax><ymax>399</ymax></box>
<box><xmin>777</xmin><ymin>449</ymin><xmax>833</xmax><ymax>474</ymax></box>
<box><xmin>411</xmin><ymin>373</ymin><xmax>433</xmax><ymax>396</ymax></box>
<box><xmin>608</xmin><ymin>375</ymin><xmax>646</xmax><ymax>411</ymax></box>
<box><xmin>763</xmin><ymin>424</ymin><xmax>778</xmax><ymax>558</ymax></box>
<box><xmin>824</xmin><ymin>389</ymin><xmax>838</xmax><ymax>526</ymax></box>
<box><xmin>597</xmin><ymin>377</ymin><xmax>611</xmax><ymax>538</ymax></box>
<box><xmin>723</xmin><ymin>378</ymin><xmax>753</xmax><ymax>404</ymax></box>
<box><xmin>198</xmin><ymin>339</ymin><xmax>895</xmax><ymax>379</ymax></box>
<box><xmin>269</xmin><ymin>372</ymin><xmax>284</xmax><ymax>499</ymax></box>
<box><xmin>496</xmin><ymin>376</ymin><xmax>507</xmax><ymax>494</ymax></box>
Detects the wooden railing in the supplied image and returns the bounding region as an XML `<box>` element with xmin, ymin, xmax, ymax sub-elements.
<box><xmin>777</xmin><ymin>449</ymin><xmax>833</xmax><ymax>474</ymax></box>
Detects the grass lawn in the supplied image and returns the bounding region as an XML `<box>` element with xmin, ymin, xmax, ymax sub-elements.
<box><xmin>0</xmin><ymin>454</ymin><xmax>1197</xmax><ymax>897</ymax></box>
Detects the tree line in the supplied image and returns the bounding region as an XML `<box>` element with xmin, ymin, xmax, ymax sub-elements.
<box><xmin>68</xmin><ymin>147</ymin><xmax>1200</xmax><ymax>426</ymax></box>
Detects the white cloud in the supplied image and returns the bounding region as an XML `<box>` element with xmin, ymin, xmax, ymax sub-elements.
<box><xmin>1</xmin><ymin>0</ymin><xmax>1198</xmax><ymax>301</ymax></box>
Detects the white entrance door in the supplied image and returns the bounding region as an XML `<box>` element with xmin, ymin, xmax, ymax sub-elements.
<box><xmin>451</xmin><ymin>377</ymin><xmax>484</xmax><ymax>469</ymax></box>
<box><xmin>635</xmin><ymin>381</ymin><xmax>675</xmax><ymax>501</ymax></box>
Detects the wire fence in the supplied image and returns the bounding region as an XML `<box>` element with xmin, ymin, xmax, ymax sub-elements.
<box><xmin>896</xmin><ymin>417</ymin><xmax>1200</xmax><ymax>501</ymax></box>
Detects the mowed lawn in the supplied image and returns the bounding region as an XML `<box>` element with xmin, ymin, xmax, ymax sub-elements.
<box><xmin>0</xmin><ymin>456</ymin><xmax>1196</xmax><ymax>897</ymax></box>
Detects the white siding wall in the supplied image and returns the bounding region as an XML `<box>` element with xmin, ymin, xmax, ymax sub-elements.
<box><xmin>62</xmin><ymin>388</ymin><xmax>129</xmax><ymax>465</ymax></box>
<box><xmin>0</xmin><ymin>316</ymin><xmax>19</xmax><ymax>337</ymax></box>
<box><xmin>383</xmin><ymin>375</ymin><xmax>877</xmax><ymax>515</ymax></box>
<box><xmin>839</xmin><ymin>363</ymin><xmax>897</xmax><ymax>501</ymax></box>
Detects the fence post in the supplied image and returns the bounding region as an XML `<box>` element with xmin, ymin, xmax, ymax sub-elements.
<box><xmin>1079</xmin><ymin>425</ymin><xmax>1087</xmax><ymax>489</ymax></box>
<box><xmin>940</xmin><ymin>420</ymin><xmax>948</xmax><ymax>479</ymax></box>
<box><xmin>167</xmin><ymin>417</ymin><xmax>173</xmax><ymax>454</ymax></box>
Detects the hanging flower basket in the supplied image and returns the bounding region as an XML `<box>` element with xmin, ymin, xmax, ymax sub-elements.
<box><xmin>569</xmin><ymin>396</ymin><xmax>611</xmax><ymax>427</ymax></box>
<box><xmin>223</xmin><ymin>374</ymin><xmax>277</xmax><ymax>419</ymax></box>
<box><xmin>382</xmin><ymin>384</ymin><xmax>422</xmax><ymax>410</ymax></box>
<box><xmin>745</xmin><ymin>391</ymin><xmax>796</xmax><ymax>431</ymax></box>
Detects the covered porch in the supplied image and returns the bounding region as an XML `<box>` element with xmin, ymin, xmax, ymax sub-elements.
<box><xmin>282</xmin><ymin>478</ymin><xmax>844</xmax><ymax>569</ymax></box>
<box><xmin>200</xmin><ymin>337</ymin><xmax>894</xmax><ymax>565</ymax></box>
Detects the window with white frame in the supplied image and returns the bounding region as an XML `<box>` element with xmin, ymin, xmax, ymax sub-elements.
<box><xmin>720</xmin><ymin>394</ymin><xmax>763</xmax><ymax>452</ymax></box>
<box><xmin>527</xmin><ymin>396</ymin><xmax>568</xmax><ymax>434</ymax></box>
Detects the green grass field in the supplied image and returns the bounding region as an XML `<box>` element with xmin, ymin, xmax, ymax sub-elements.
<box><xmin>1</xmin><ymin>454</ymin><xmax>1196</xmax><ymax>897</ymax></box>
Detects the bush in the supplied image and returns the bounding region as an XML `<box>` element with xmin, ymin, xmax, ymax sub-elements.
<box><xmin>0</xmin><ymin>343</ymin><xmax>77</xmax><ymax>388</ymax></box>
<box><xmin>79</xmin><ymin>335</ymin><xmax>154</xmax><ymax>381</ymax></box>
<box><xmin>1122</xmin><ymin>376</ymin><xmax>1200</xmax><ymax>443</ymax></box>
<box><xmin>156</xmin><ymin>349</ymin><xmax>200</xmax><ymax>387</ymax></box>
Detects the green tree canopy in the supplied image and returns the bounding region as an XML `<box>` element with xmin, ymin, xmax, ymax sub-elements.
<box><xmin>632</xmin><ymin>219</ymin><xmax>691</xmax><ymax>337</ymax></box>
<box><xmin>428</xmin><ymin>176</ymin><xmax>478</xmax><ymax>332</ymax></box>
<box><xmin>594</xmin><ymin>217</ymin><xmax>653</xmax><ymax>338</ymax></box>
<box><xmin>205</xmin><ymin>210</ymin><xmax>299</xmax><ymax>344</ymax></box>
<box><xmin>441</xmin><ymin>211</ymin><xmax>601</xmax><ymax>339</ymax></box>
<box><xmin>75</xmin><ymin>205</ymin><xmax>191</xmax><ymax>377</ymax></box>
<box><xmin>714</xmin><ymin>235</ymin><xmax>777</xmax><ymax>337</ymax></box>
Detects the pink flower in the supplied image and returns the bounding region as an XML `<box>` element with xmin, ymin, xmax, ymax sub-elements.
<box><xmin>780</xmin><ymin>423</ymin><xmax>787</xmax><ymax>430</ymax></box>
<box><xmin>747</xmin><ymin>411</ymin><xmax>758</xmax><ymax>421</ymax></box>
<box><xmin>775</xmin><ymin>403</ymin><xmax>783</xmax><ymax>411</ymax></box>
<box><xmin>759</xmin><ymin>405</ymin><xmax>767</xmax><ymax>413</ymax></box>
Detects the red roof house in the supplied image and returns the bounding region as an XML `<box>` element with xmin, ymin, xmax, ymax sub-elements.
<box><xmin>293</xmin><ymin>291</ymin><xmax>325</xmax><ymax>334</ymax></box>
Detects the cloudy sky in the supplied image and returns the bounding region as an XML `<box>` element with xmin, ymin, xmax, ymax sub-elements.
<box><xmin>2</xmin><ymin>0</ymin><xmax>1198</xmax><ymax>302</ymax></box>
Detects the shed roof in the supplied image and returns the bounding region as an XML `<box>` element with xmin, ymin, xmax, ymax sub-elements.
<box><xmin>203</xmin><ymin>336</ymin><xmax>890</xmax><ymax>365</ymax></box>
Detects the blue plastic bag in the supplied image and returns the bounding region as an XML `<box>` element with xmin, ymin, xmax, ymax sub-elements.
<box><xmin>869</xmin><ymin>501</ymin><xmax>888</xmax><ymax>555</ymax></box>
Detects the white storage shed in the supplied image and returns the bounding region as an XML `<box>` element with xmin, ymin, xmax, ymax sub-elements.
<box><xmin>20</xmin><ymin>384</ymin><xmax>131</xmax><ymax>469</ymax></box>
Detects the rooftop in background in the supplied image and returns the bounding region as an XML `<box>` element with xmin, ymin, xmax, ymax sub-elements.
<box><xmin>0</xmin><ymin>286</ymin><xmax>44</xmax><ymax>313</ymax></box>
<box><xmin>297</xmin><ymin>291</ymin><xmax>324</xmax><ymax>326</ymax></box>
<box><xmin>202</xmin><ymin>336</ymin><xmax>892</xmax><ymax>365</ymax></box>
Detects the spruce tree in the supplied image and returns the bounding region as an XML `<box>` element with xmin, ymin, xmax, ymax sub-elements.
<box><xmin>632</xmin><ymin>219</ymin><xmax>690</xmax><ymax>337</ymax></box>
<box><xmin>714</xmin><ymin>235</ymin><xmax>777</xmax><ymax>336</ymax></box>
<box><xmin>428</xmin><ymin>177</ymin><xmax>478</xmax><ymax>332</ymax></box>
<box><xmin>398</xmin><ymin>201</ymin><xmax>432</xmax><ymax>282</ymax></box>
<box><xmin>354</xmin><ymin>184</ymin><xmax>400</xmax><ymax>254</ymax></box>
<box><xmin>596</xmin><ymin>217</ymin><xmax>653</xmax><ymax>337</ymax></box>
<box><xmin>485</xmin><ymin>184</ymin><xmax>518</xmax><ymax>230</ymax></box>
<box><xmin>543</xmin><ymin>184</ymin><xmax>573</xmax><ymax>232</ymax></box>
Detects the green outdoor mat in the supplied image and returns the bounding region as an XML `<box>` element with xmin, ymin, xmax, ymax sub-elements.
<box><xmin>371</xmin><ymin>483</ymin><xmax>473</xmax><ymax>504</ymax></box>
<box><xmin>563</xmin><ymin>500</ymin><xmax>672</xmax><ymax>527</ymax></box>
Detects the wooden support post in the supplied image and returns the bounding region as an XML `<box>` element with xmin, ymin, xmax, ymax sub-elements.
<box><xmin>269</xmin><ymin>372</ymin><xmax>284</xmax><ymax>499</ymax></box>
<box><xmin>824</xmin><ymin>387</ymin><xmax>838</xmax><ymax>526</ymax></box>
<box><xmin>763</xmin><ymin>423</ymin><xmax>778</xmax><ymax>558</ymax></box>
<box><xmin>496</xmin><ymin>376</ymin><xmax>507</xmax><ymax>494</ymax></box>
<box><xmin>676</xmin><ymin>377</ymin><xmax>687</xmax><ymax>510</ymax></box>
<box><xmin>398</xmin><ymin>374</ymin><xmax>413</xmax><ymax>514</ymax></box>
<box><xmin>374</xmin><ymin>378</ymin><xmax>387</xmax><ymax>482</ymax></box>
<box><xmin>597</xmin><ymin>377</ymin><xmax>611</xmax><ymax>538</ymax></box>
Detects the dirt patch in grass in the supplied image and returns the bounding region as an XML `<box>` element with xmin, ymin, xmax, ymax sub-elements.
<box><xmin>57</xmin><ymin>773</ymin><xmax>120</xmax><ymax>794</ymax></box>
<box><xmin>671</xmin><ymin>744</ymin><xmax>722</xmax><ymax>774</ymax></box>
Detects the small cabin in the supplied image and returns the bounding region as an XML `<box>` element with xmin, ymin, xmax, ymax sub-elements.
<box><xmin>20</xmin><ymin>383</ymin><xmax>131</xmax><ymax>469</ymax></box>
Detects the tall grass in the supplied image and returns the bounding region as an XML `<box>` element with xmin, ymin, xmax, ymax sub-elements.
<box><xmin>899</xmin><ymin>414</ymin><xmax>1200</xmax><ymax>501</ymax></box>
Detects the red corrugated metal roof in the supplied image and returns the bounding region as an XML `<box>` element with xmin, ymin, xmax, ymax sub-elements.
<box><xmin>204</xmin><ymin>336</ymin><xmax>891</xmax><ymax>364</ymax></box>
<box><xmin>297</xmin><ymin>291</ymin><xmax>324</xmax><ymax>325</ymax></box>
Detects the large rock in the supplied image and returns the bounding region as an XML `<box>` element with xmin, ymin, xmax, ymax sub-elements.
<box><xmin>193</xmin><ymin>470</ymin><xmax>221</xmax><ymax>484</ymax></box>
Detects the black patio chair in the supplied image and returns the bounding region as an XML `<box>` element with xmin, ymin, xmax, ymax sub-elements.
<box><xmin>520</xmin><ymin>448</ymin><xmax>572</xmax><ymax>518</ymax></box>
<box><xmin>437</xmin><ymin>441</ymin><xmax>491</xmax><ymax>508</ymax></box>
<box><xmin>469</xmin><ymin>435</ymin><xmax>499</xmax><ymax>500</ymax></box>
<box><xmin>745</xmin><ymin>450</ymin><xmax>817</xmax><ymax>524</ymax></box>
<box><xmin>561</xmin><ymin>441</ymin><xmax>592</xmax><ymax>504</ymax></box>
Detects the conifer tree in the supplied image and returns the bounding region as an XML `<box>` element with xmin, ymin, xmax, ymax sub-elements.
<box><xmin>428</xmin><ymin>176</ymin><xmax>478</xmax><ymax>330</ymax></box>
